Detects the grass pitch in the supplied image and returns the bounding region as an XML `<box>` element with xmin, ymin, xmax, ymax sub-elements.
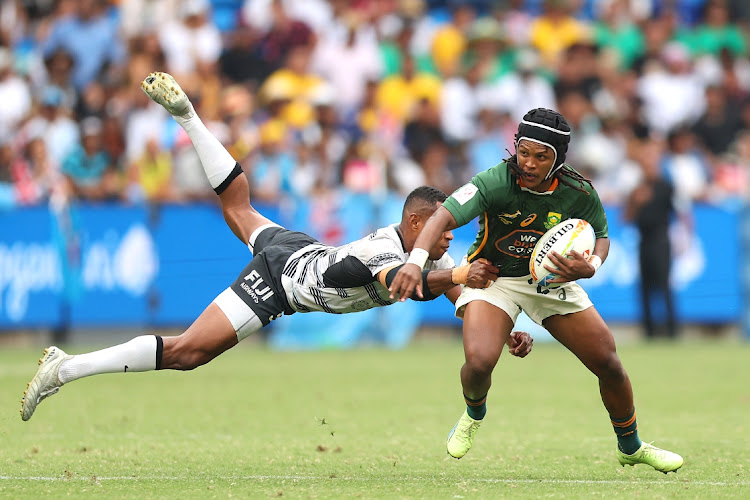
<box><xmin>1</xmin><ymin>334</ymin><xmax>749</xmax><ymax>499</ymax></box>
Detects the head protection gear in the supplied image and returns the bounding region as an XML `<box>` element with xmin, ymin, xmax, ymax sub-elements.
<box><xmin>515</xmin><ymin>108</ymin><xmax>571</xmax><ymax>180</ymax></box>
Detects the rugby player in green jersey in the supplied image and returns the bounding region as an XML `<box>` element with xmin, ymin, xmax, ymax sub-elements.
<box><xmin>389</xmin><ymin>108</ymin><xmax>683</xmax><ymax>473</ymax></box>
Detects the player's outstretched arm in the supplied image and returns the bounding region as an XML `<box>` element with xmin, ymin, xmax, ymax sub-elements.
<box><xmin>378</xmin><ymin>259</ymin><xmax>498</xmax><ymax>303</ymax></box>
<box><xmin>389</xmin><ymin>207</ymin><xmax>458</xmax><ymax>301</ymax></box>
<box><xmin>442</xmin><ymin>258</ymin><xmax>499</xmax><ymax>304</ymax></box>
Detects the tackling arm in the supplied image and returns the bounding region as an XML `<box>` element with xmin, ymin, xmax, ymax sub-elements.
<box><xmin>378</xmin><ymin>266</ymin><xmax>451</xmax><ymax>301</ymax></box>
<box><xmin>377</xmin><ymin>258</ymin><xmax>499</xmax><ymax>303</ymax></box>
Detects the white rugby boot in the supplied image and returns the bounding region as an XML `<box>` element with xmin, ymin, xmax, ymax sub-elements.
<box><xmin>21</xmin><ymin>346</ymin><xmax>71</xmax><ymax>421</ymax></box>
<box><xmin>141</xmin><ymin>71</ymin><xmax>194</xmax><ymax>118</ymax></box>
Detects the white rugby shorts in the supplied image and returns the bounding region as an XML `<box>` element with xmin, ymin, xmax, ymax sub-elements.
<box><xmin>455</xmin><ymin>274</ymin><xmax>592</xmax><ymax>326</ymax></box>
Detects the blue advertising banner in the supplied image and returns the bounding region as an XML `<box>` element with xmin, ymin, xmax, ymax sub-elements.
<box><xmin>588</xmin><ymin>205</ymin><xmax>741</xmax><ymax>323</ymax></box>
<box><xmin>0</xmin><ymin>206</ymin><xmax>59</xmax><ymax>327</ymax></box>
<box><xmin>0</xmin><ymin>202</ymin><xmax>742</xmax><ymax>332</ymax></box>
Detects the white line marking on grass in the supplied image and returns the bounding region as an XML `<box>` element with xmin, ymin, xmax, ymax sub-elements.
<box><xmin>1</xmin><ymin>475</ymin><xmax>749</xmax><ymax>487</ymax></box>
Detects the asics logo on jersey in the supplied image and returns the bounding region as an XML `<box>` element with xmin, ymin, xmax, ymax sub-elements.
<box><xmin>520</xmin><ymin>214</ymin><xmax>537</xmax><ymax>227</ymax></box>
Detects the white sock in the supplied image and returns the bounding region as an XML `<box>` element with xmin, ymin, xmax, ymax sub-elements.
<box><xmin>174</xmin><ymin>113</ymin><xmax>238</xmax><ymax>190</ymax></box>
<box><xmin>58</xmin><ymin>335</ymin><xmax>158</xmax><ymax>384</ymax></box>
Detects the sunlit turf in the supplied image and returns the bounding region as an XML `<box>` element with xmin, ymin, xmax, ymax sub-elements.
<box><xmin>1</xmin><ymin>335</ymin><xmax>749</xmax><ymax>498</ymax></box>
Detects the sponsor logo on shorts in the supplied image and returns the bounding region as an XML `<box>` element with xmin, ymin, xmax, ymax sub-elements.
<box><xmin>241</xmin><ymin>269</ymin><xmax>274</xmax><ymax>303</ymax></box>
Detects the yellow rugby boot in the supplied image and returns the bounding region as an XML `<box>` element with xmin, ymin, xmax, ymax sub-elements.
<box><xmin>617</xmin><ymin>442</ymin><xmax>684</xmax><ymax>473</ymax></box>
<box><xmin>446</xmin><ymin>410</ymin><xmax>482</xmax><ymax>459</ymax></box>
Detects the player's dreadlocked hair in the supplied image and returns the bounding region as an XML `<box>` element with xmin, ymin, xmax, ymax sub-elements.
<box><xmin>402</xmin><ymin>186</ymin><xmax>448</xmax><ymax>219</ymax></box>
<box><xmin>505</xmin><ymin>108</ymin><xmax>592</xmax><ymax>194</ymax></box>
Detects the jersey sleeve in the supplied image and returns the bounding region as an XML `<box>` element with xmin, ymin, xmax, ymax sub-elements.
<box><xmin>576</xmin><ymin>184</ymin><xmax>609</xmax><ymax>238</ymax></box>
<box><xmin>349</xmin><ymin>234</ymin><xmax>405</xmax><ymax>277</ymax></box>
<box><xmin>442</xmin><ymin>168</ymin><xmax>500</xmax><ymax>227</ymax></box>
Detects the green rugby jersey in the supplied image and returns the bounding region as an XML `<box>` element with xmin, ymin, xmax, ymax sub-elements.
<box><xmin>443</xmin><ymin>162</ymin><xmax>609</xmax><ymax>277</ymax></box>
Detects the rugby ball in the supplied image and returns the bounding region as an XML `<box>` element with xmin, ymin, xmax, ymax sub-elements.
<box><xmin>529</xmin><ymin>218</ymin><xmax>596</xmax><ymax>288</ymax></box>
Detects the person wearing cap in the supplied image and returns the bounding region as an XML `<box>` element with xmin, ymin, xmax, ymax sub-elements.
<box><xmin>389</xmin><ymin>108</ymin><xmax>684</xmax><ymax>473</ymax></box>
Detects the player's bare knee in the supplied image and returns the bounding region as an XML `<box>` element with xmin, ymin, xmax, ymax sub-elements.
<box><xmin>175</xmin><ymin>351</ymin><xmax>210</xmax><ymax>371</ymax></box>
<box><xmin>464</xmin><ymin>352</ymin><xmax>498</xmax><ymax>380</ymax></box>
<box><xmin>593</xmin><ymin>351</ymin><xmax>626</xmax><ymax>383</ymax></box>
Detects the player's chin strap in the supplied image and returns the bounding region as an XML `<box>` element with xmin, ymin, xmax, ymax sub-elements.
<box><xmin>545</xmin><ymin>161</ymin><xmax>569</xmax><ymax>181</ymax></box>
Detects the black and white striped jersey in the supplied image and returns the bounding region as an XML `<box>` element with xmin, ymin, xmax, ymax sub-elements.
<box><xmin>280</xmin><ymin>224</ymin><xmax>455</xmax><ymax>314</ymax></box>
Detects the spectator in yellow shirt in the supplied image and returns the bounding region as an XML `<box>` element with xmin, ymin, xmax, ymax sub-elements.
<box><xmin>530</xmin><ymin>0</ymin><xmax>590</xmax><ymax>67</ymax></box>
<box><xmin>375</xmin><ymin>53</ymin><xmax>442</xmax><ymax>124</ymax></box>
<box><xmin>259</xmin><ymin>45</ymin><xmax>325</xmax><ymax>129</ymax></box>
<box><xmin>127</xmin><ymin>136</ymin><xmax>176</xmax><ymax>203</ymax></box>
<box><xmin>430</xmin><ymin>3</ymin><xmax>476</xmax><ymax>77</ymax></box>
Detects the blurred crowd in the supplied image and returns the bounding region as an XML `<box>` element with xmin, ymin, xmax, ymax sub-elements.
<box><xmin>1</xmin><ymin>0</ymin><xmax>749</xmax><ymax>214</ymax></box>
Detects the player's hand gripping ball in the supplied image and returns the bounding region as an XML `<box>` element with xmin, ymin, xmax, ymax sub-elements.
<box><xmin>529</xmin><ymin>218</ymin><xmax>595</xmax><ymax>288</ymax></box>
